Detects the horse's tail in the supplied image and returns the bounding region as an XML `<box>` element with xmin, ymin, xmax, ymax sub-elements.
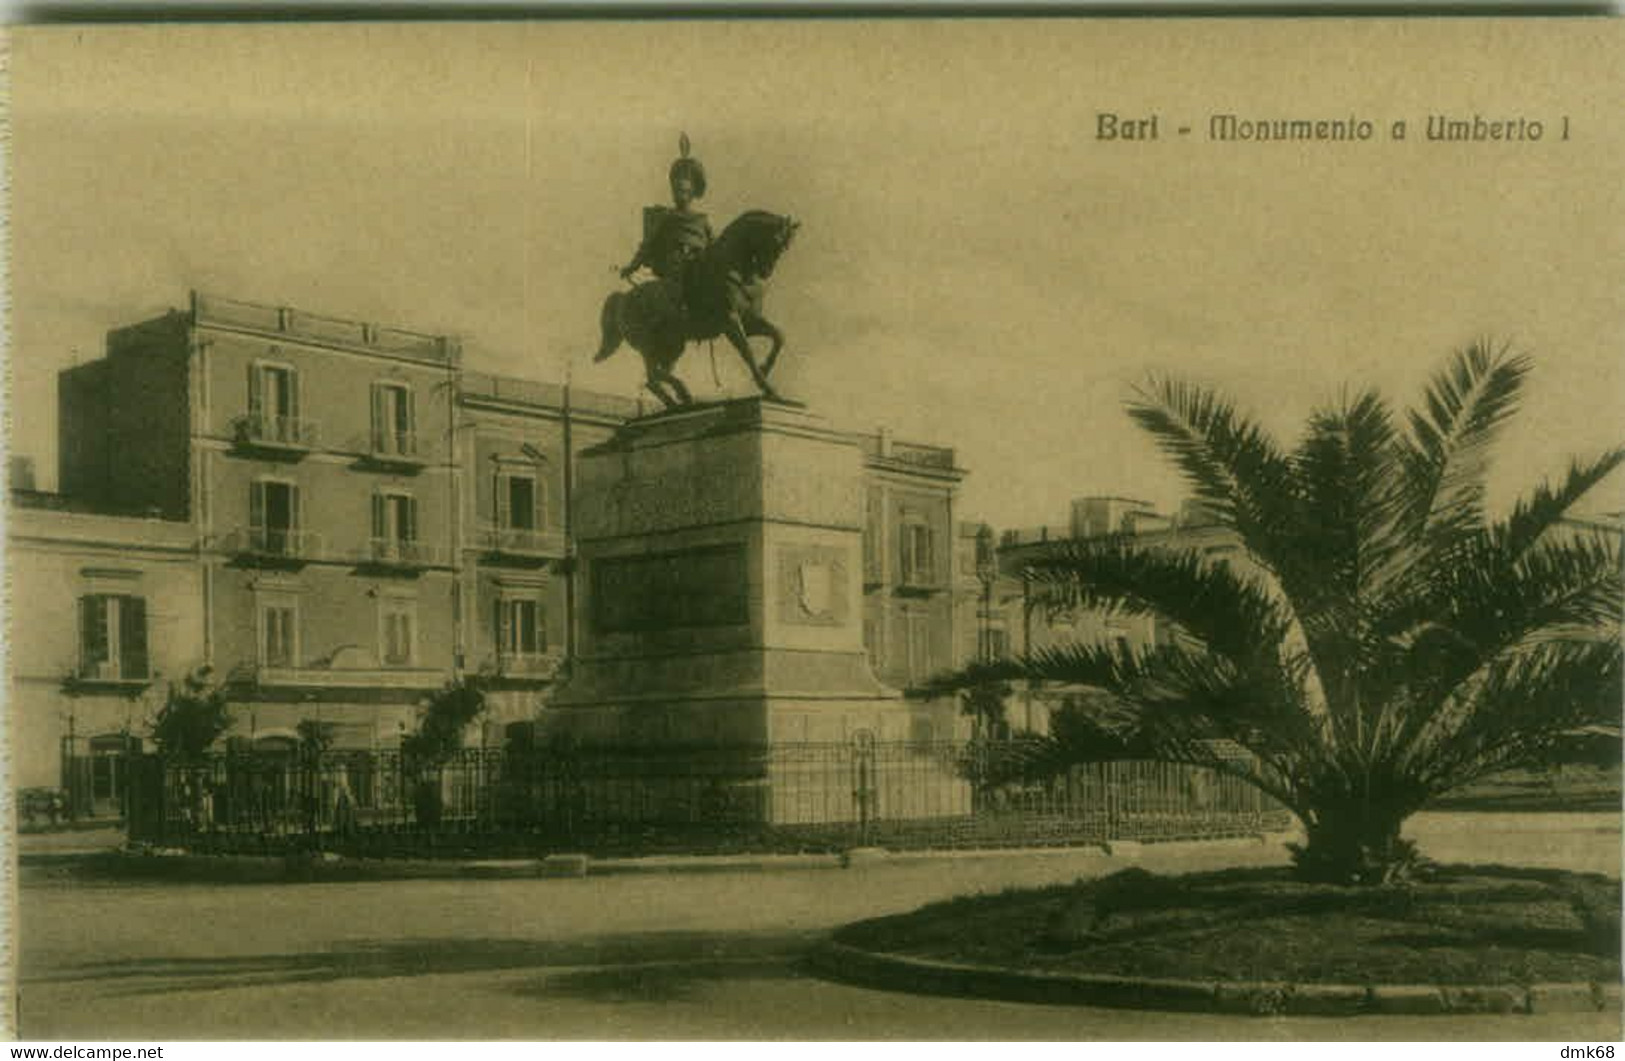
<box><xmin>594</xmin><ymin>291</ymin><xmax>625</xmax><ymax>363</ymax></box>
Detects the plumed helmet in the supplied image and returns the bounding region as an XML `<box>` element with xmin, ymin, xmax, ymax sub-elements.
<box><xmin>668</xmin><ymin>132</ymin><xmax>707</xmax><ymax>198</ymax></box>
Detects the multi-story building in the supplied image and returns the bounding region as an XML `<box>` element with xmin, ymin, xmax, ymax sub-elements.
<box><xmin>452</xmin><ymin>370</ymin><xmax>637</xmax><ymax>737</ymax></box>
<box><xmin>858</xmin><ymin>433</ymin><xmax>962</xmax><ymax>695</ymax></box>
<box><xmin>60</xmin><ymin>294</ymin><xmax>468</xmax><ymax>750</ymax></box>
<box><xmin>8</xmin><ymin>494</ymin><xmax>205</xmax><ymax>814</ymax></box>
<box><xmin>24</xmin><ymin>290</ymin><xmax>982</xmax><ymax>794</ymax></box>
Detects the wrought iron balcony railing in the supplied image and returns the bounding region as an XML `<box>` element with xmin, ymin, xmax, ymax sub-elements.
<box><xmin>232</xmin><ymin>414</ymin><xmax>320</xmax><ymax>452</ymax></box>
<box><xmin>475</xmin><ymin>524</ymin><xmax>568</xmax><ymax>560</ymax></box>
<box><xmin>73</xmin><ymin>659</ymin><xmax>151</xmax><ymax>684</ymax></box>
<box><xmin>350</xmin><ymin>429</ymin><xmax>426</xmax><ymax>466</ymax></box>
<box><xmin>362</xmin><ymin>538</ymin><xmax>446</xmax><ymax>569</ymax></box>
<box><xmin>493</xmin><ymin>651</ymin><xmax>563</xmax><ymax>678</ymax></box>
<box><xmin>218</xmin><ymin>527</ymin><xmax>323</xmax><ymax>561</ymax></box>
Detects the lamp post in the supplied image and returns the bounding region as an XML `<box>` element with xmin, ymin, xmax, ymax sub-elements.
<box><xmin>974</xmin><ymin>523</ymin><xmax>996</xmax><ymax>663</ymax></box>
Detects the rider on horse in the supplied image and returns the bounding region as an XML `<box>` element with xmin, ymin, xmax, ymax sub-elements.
<box><xmin>597</xmin><ymin>134</ymin><xmax>798</xmax><ymax>409</ymax></box>
<box><xmin>619</xmin><ymin>135</ymin><xmax>714</xmax><ymax>327</ymax></box>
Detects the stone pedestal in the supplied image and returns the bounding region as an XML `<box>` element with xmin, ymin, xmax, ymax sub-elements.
<box><xmin>546</xmin><ymin>397</ymin><xmax>913</xmax><ymax>748</ymax></box>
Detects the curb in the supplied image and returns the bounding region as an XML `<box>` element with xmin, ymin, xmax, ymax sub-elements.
<box><xmin>812</xmin><ymin>941</ymin><xmax>1625</xmax><ymax>1017</ymax></box>
<box><xmin>33</xmin><ymin>831</ymin><xmax>1293</xmax><ymax>885</ymax></box>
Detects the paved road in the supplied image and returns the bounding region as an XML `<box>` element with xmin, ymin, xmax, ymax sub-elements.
<box><xmin>17</xmin><ymin>815</ymin><xmax>1622</xmax><ymax>1041</ymax></box>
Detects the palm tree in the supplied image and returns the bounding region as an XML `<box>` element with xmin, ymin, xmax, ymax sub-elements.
<box><xmin>939</xmin><ymin>344</ymin><xmax>1622</xmax><ymax>884</ymax></box>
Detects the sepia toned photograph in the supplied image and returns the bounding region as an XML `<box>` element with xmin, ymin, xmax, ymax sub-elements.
<box><xmin>6</xmin><ymin>17</ymin><xmax>1623</xmax><ymax>1042</ymax></box>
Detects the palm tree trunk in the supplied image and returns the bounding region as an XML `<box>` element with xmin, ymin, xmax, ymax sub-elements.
<box><xmin>1295</xmin><ymin>798</ymin><xmax>1418</xmax><ymax>884</ymax></box>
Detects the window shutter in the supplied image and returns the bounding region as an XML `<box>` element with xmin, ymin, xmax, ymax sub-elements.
<box><xmin>496</xmin><ymin>599</ymin><xmax>512</xmax><ymax>656</ymax></box>
<box><xmin>286</xmin><ymin>366</ymin><xmax>300</xmax><ymax>425</ymax></box>
<box><xmin>494</xmin><ymin>472</ymin><xmax>509</xmax><ymax>528</ymax></box>
<box><xmin>371</xmin><ymin>492</ymin><xmax>386</xmax><ymax>542</ymax></box>
<box><xmin>290</xmin><ymin>484</ymin><xmax>303</xmax><ymax>535</ymax></box>
<box><xmin>371</xmin><ymin>384</ymin><xmax>386</xmax><ymax>452</ymax></box>
<box><xmin>77</xmin><ymin>597</ymin><xmax>90</xmax><ymax>673</ymax></box>
<box><xmin>120</xmin><ymin>596</ymin><xmax>149</xmax><ymax>679</ymax></box>
<box><xmin>247</xmin><ymin>364</ymin><xmax>263</xmax><ymax>417</ymax></box>
<box><xmin>536</xmin><ymin>603</ymin><xmax>548</xmax><ymax>653</ymax></box>
<box><xmin>403</xmin><ymin>496</ymin><xmax>418</xmax><ymax>543</ymax></box>
<box><xmin>404</xmin><ymin>387</ymin><xmax>417</xmax><ymax>452</ymax></box>
<box><xmin>249</xmin><ymin>480</ymin><xmax>266</xmax><ymax>532</ymax></box>
<box><xmin>533</xmin><ymin>474</ymin><xmax>546</xmax><ymax>530</ymax></box>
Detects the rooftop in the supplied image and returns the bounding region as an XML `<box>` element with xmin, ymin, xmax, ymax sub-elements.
<box><xmin>191</xmin><ymin>291</ymin><xmax>461</xmax><ymax>367</ymax></box>
<box><xmin>856</xmin><ymin>432</ymin><xmax>958</xmax><ymax>473</ymax></box>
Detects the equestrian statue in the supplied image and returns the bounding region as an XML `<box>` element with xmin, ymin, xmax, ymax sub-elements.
<box><xmin>594</xmin><ymin>134</ymin><xmax>800</xmax><ymax>409</ymax></box>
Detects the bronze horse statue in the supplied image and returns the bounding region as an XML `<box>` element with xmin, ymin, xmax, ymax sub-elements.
<box><xmin>594</xmin><ymin>210</ymin><xmax>799</xmax><ymax>408</ymax></box>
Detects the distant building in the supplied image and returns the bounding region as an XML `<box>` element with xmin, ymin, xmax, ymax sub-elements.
<box><xmin>23</xmin><ymin>290</ymin><xmax>978</xmax><ymax>809</ymax></box>
<box><xmin>857</xmin><ymin>432</ymin><xmax>965</xmax><ymax>706</ymax></box>
<box><xmin>996</xmin><ymin>494</ymin><xmax>1251</xmax><ymax>735</ymax></box>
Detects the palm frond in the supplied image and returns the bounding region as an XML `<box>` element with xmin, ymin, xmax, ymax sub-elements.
<box><xmin>1020</xmin><ymin>537</ymin><xmax>1292</xmax><ymax>667</ymax></box>
<box><xmin>1127</xmin><ymin>376</ymin><xmax>1296</xmax><ymax>542</ymax></box>
<box><xmin>1399</xmin><ymin>340</ymin><xmax>1531</xmax><ymax>547</ymax></box>
<box><xmin>1495</xmin><ymin>448</ymin><xmax>1625</xmax><ymax>560</ymax></box>
<box><xmin>1410</xmin><ymin>639</ymin><xmax>1623</xmax><ymax>792</ymax></box>
<box><xmin>1440</xmin><ymin>532</ymin><xmax>1622</xmax><ymax>653</ymax></box>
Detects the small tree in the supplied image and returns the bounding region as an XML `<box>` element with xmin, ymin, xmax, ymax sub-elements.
<box><xmin>402</xmin><ymin>675</ymin><xmax>488</xmax><ymax>828</ymax></box>
<box><xmin>147</xmin><ymin>667</ymin><xmax>231</xmax><ymax>831</ymax></box>
<box><xmin>960</xmin><ymin>680</ymin><xmax>1014</xmax><ymax>739</ymax></box>
<box><xmin>149</xmin><ymin>666</ymin><xmax>232</xmax><ymax>761</ymax></box>
<box><xmin>296</xmin><ymin>719</ymin><xmax>339</xmax><ymax>757</ymax></box>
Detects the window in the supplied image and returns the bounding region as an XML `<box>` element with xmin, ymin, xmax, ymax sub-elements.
<box><xmin>380</xmin><ymin>600</ymin><xmax>416</xmax><ymax>666</ymax></box>
<box><xmin>981</xmin><ymin>626</ymin><xmax>1009</xmax><ymax>661</ymax></box>
<box><xmin>371</xmin><ymin>382</ymin><xmax>416</xmax><ymax>456</ymax></box>
<box><xmin>250</xmin><ymin>479</ymin><xmax>301</xmax><ymax>554</ymax></box>
<box><xmin>900</xmin><ymin>520</ymin><xmax>934</xmax><ymax>586</ymax></box>
<box><xmin>508</xmin><ymin>477</ymin><xmax>536</xmax><ymax>530</ymax></box>
<box><xmin>904</xmin><ymin>610</ymin><xmax>932</xmax><ymax>685</ymax></box>
<box><xmin>495</xmin><ymin>469</ymin><xmax>543</xmax><ymax>531</ymax></box>
<box><xmin>371</xmin><ymin>491</ymin><xmax>418</xmax><ymax>558</ymax></box>
<box><xmin>77</xmin><ymin>595</ymin><xmax>148</xmax><ymax>680</ymax></box>
<box><xmin>496</xmin><ymin>598</ymin><xmax>546</xmax><ymax>659</ymax></box>
<box><xmin>862</xmin><ymin>615</ymin><xmax>882</xmax><ymax>669</ymax></box>
<box><xmin>247</xmin><ymin>361</ymin><xmax>301</xmax><ymax>443</ymax></box>
<box><xmin>261</xmin><ymin>603</ymin><xmax>298</xmax><ymax>668</ymax></box>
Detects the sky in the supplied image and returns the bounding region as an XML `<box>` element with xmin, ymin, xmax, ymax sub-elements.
<box><xmin>8</xmin><ymin>20</ymin><xmax>1623</xmax><ymax>530</ymax></box>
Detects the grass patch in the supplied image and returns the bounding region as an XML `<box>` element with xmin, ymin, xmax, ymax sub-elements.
<box><xmin>835</xmin><ymin>865</ymin><xmax>1622</xmax><ymax>987</ymax></box>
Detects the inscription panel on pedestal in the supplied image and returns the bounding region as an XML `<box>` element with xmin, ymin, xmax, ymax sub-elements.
<box><xmin>591</xmin><ymin>543</ymin><xmax>749</xmax><ymax>633</ymax></box>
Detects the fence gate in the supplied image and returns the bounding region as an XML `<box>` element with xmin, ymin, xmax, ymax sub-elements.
<box><xmin>850</xmin><ymin>729</ymin><xmax>876</xmax><ymax>844</ymax></box>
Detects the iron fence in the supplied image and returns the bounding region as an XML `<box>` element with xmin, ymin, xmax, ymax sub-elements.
<box><xmin>119</xmin><ymin>740</ymin><xmax>1291</xmax><ymax>857</ymax></box>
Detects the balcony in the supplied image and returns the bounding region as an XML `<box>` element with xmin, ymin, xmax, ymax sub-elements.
<box><xmin>249</xmin><ymin>665</ymin><xmax>444</xmax><ymax>692</ymax></box>
<box><xmin>475</xmin><ymin>524</ymin><xmax>567</xmax><ymax>565</ymax></box>
<box><xmin>351</xmin><ymin>430</ymin><xmax>428</xmax><ymax>473</ymax></box>
<box><xmin>492</xmin><ymin>652</ymin><xmax>563</xmax><ymax>680</ymax></box>
<box><xmin>857</xmin><ymin>434</ymin><xmax>957</xmax><ymax>472</ymax></box>
<box><xmin>66</xmin><ymin>659</ymin><xmax>152</xmax><ymax>692</ymax></box>
<box><xmin>896</xmin><ymin>566</ymin><xmax>946</xmax><ymax>596</ymax></box>
<box><xmin>356</xmin><ymin>538</ymin><xmax>447</xmax><ymax>572</ymax></box>
<box><xmin>231</xmin><ymin>414</ymin><xmax>319</xmax><ymax>457</ymax></box>
<box><xmin>218</xmin><ymin>527</ymin><xmax>322</xmax><ymax>567</ymax></box>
